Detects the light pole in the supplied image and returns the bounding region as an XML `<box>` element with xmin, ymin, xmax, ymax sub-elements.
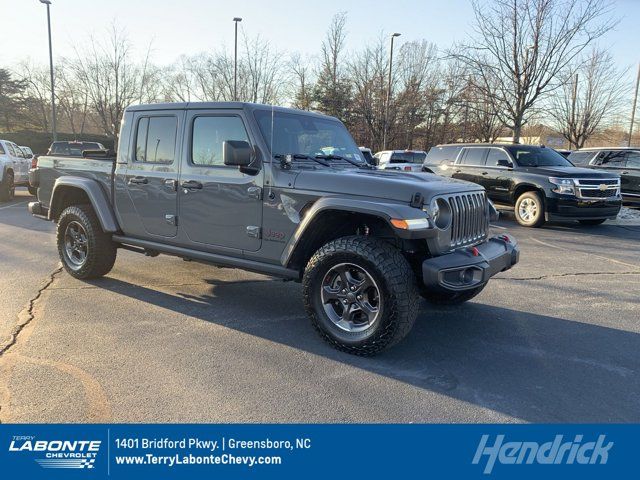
<box><xmin>628</xmin><ymin>62</ymin><xmax>640</xmax><ymax>147</ymax></box>
<box><xmin>40</xmin><ymin>0</ymin><xmax>57</xmax><ymax>141</ymax></box>
<box><xmin>383</xmin><ymin>32</ymin><xmax>401</xmax><ymax>150</ymax></box>
<box><xmin>233</xmin><ymin>17</ymin><xmax>242</xmax><ymax>101</ymax></box>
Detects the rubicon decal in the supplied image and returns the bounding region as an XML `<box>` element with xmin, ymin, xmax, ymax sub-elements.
<box><xmin>9</xmin><ymin>436</ymin><xmax>101</xmax><ymax>469</ymax></box>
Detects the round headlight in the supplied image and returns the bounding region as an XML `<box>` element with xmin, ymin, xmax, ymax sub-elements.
<box><xmin>430</xmin><ymin>198</ymin><xmax>451</xmax><ymax>229</ymax></box>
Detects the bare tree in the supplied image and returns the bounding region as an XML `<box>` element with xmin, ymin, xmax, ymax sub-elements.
<box><xmin>289</xmin><ymin>53</ymin><xmax>314</xmax><ymax>110</ymax></box>
<box><xmin>549</xmin><ymin>49</ymin><xmax>629</xmax><ymax>148</ymax></box>
<box><xmin>454</xmin><ymin>0</ymin><xmax>617</xmax><ymax>143</ymax></box>
<box><xmin>14</xmin><ymin>61</ymin><xmax>51</xmax><ymax>132</ymax></box>
<box><xmin>70</xmin><ymin>25</ymin><xmax>157</xmax><ymax>142</ymax></box>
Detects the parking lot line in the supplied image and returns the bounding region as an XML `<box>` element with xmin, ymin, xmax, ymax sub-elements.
<box><xmin>0</xmin><ymin>201</ymin><xmax>28</xmax><ymax>210</ymax></box>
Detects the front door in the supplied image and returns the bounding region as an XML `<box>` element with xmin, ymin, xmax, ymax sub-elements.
<box><xmin>623</xmin><ymin>151</ymin><xmax>640</xmax><ymax>199</ymax></box>
<box><xmin>178</xmin><ymin>111</ymin><xmax>263</xmax><ymax>252</ymax></box>
<box><xmin>482</xmin><ymin>147</ymin><xmax>513</xmax><ymax>203</ymax></box>
<box><xmin>124</xmin><ymin>111</ymin><xmax>182</xmax><ymax>238</ymax></box>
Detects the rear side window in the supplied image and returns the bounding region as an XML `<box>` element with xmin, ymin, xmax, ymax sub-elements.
<box><xmin>191</xmin><ymin>116</ymin><xmax>250</xmax><ymax>167</ymax></box>
<box><xmin>568</xmin><ymin>151</ymin><xmax>595</xmax><ymax>166</ymax></box>
<box><xmin>597</xmin><ymin>151</ymin><xmax>626</xmax><ymax>167</ymax></box>
<box><xmin>135</xmin><ymin>116</ymin><xmax>177</xmax><ymax>164</ymax></box>
<box><xmin>459</xmin><ymin>148</ymin><xmax>487</xmax><ymax>166</ymax></box>
<box><xmin>426</xmin><ymin>146</ymin><xmax>461</xmax><ymax>164</ymax></box>
<box><xmin>485</xmin><ymin>148</ymin><xmax>510</xmax><ymax>167</ymax></box>
<box><xmin>626</xmin><ymin>151</ymin><xmax>640</xmax><ymax>168</ymax></box>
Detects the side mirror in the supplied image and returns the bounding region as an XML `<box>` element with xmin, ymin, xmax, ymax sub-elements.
<box><xmin>497</xmin><ymin>159</ymin><xmax>513</xmax><ymax>168</ymax></box>
<box><xmin>223</xmin><ymin>140</ymin><xmax>253</xmax><ymax>167</ymax></box>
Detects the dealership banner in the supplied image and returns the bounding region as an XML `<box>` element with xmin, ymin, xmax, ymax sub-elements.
<box><xmin>0</xmin><ymin>424</ymin><xmax>633</xmax><ymax>479</ymax></box>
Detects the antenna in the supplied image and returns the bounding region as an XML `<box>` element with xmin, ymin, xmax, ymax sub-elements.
<box><xmin>267</xmin><ymin>104</ymin><xmax>275</xmax><ymax>199</ymax></box>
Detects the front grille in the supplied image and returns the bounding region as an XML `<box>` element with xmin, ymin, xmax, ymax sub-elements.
<box><xmin>577</xmin><ymin>188</ymin><xmax>619</xmax><ymax>198</ymax></box>
<box><xmin>575</xmin><ymin>179</ymin><xmax>619</xmax><ymax>199</ymax></box>
<box><xmin>447</xmin><ymin>192</ymin><xmax>489</xmax><ymax>248</ymax></box>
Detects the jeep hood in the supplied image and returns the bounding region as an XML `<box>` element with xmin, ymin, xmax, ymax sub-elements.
<box><xmin>292</xmin><ymin>169</ymin><xmax>484</xmax><ymax>203</ymax></box>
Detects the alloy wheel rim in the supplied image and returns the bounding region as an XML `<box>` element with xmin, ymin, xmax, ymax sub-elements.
<box><xmin>64</xmin><ymin>221</ymin><xmax>89</xmax><ymax>268</ymax></box>
<box><xmin>519</xmin><ymin>198</ymin><xmax>538</xmax><ymax>222</ymax></box>
<box><xmin>320</xmin><ymin>263</ymin><xmax>381</xmax><ymax>332</ymax></box>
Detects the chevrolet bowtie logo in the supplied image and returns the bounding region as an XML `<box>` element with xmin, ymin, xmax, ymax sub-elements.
<box><xmin>599</xmin><ymin>184</ymin><xmax>608</xmax><ymax>191</ymax></box>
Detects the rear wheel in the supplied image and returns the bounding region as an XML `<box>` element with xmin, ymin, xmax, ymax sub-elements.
<box><xmin>57</xmin><ymin>205</ymin><xmax>117</xmax><ymax>279</ymax></box>
<box><xmin>0</xmin><ymin>171</ymin><xmax>15</xmax><ymax>202</ymax></box>
<box><xmin>420</xmin><ymin>283</ymin><xmax>487</xmax><ymax>305</ymax></box>
<box><xmin>579</xmin><ymin>219</ymin><xmax>606</xmax><ymax>226</ymax></box>
<box><xmin>303</xmin><ymin>236</ymin><xmax>419</xmax><ymax>356</ymax></box>
<box><xmin>515</xmin><ymin>191</ymin><xmax>545</xmax><ymax>227</ymax></box>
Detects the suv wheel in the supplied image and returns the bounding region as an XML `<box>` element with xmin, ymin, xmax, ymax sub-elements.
<box><xmin>0</xmin><ymin>171</ymin><xmax>15</xmax><ymax>202</ymax></box>
<box><xmin>515</xmin><ymin>191</ymin><xmax>545</xmax><ymax>227</ymax></box>
<box><xmin>579</xmin><ymin>219</ymin><xmax>606</xmax><ymax>226</ymax></box>
<box><xmin>303</xmin><ymin>236</ymin><xmax>419</xmax><ymax>356</ymax></box>
<box><xmin>57</xmin><ymin>205</ymin><xmax>117</xmax><ymax>279</ymax></box>
<box><xmin>420</xmin><ymin>283</ymin><xmax>487</xmax><ymax>305</ymax></box>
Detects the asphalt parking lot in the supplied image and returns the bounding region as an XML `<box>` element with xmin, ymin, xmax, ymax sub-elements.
<box><xmin>0</xmin><ymin>188</ymin><xmax>639</xmax><ymax>423</ymax></box>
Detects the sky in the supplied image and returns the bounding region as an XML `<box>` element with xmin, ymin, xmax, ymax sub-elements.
<box><xmin>0</xmin><ymin>0</ymin><xmax>639</xmax><ymax>77</ymax></box>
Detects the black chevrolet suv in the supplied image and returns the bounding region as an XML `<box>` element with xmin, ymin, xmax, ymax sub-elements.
<box><xmin>423</xmin><ymin>143</ymin><xmax>622</xmax><ymax>227</ymax></box>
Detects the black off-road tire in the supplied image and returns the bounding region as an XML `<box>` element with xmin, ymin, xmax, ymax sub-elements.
<box><xmin>0</xmin><ymin>171</ymin><xmax>15</xmax><ymax>202</ymax></box>
<box><xmin>419</xmin><ymin>283</ymin><xmax>487</xmax><ymax>305</ymax></box>
<box><xmin>27</xmin><ymin>186</ymin><xmax>38</xmax><ymax>196</ymax></box>
<box><xmin>514</xmin><ymin>191</ymin><xmax>546</xmax><ymax>227</ymax></box>
<box><xmin>302</xmin><ymin>235</ymin><xmax>419</xmax><ymax>356</ymax></box>
<box><xmin>579</xmin><ymin>219</ymin><xmax>606</xmax><ymax>226</ymax></box>
<box><xmin>57</xmin><ymin>205</ymin><xmax>117</xmax><ymax>279</ymax></box>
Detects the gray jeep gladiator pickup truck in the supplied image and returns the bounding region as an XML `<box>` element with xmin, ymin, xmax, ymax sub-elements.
<box><xmin>29</xmin><ymin>102</ymin><xmax>519</xmax><ymax>355</ymax></box>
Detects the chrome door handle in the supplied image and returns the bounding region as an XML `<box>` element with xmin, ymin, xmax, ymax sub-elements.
<box><xmin>163</xmin><ymin>179</ymin><xmax>177</xmax><ymax>191</ymax></box>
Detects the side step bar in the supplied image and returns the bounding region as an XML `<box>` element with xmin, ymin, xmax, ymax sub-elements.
<box><xmin>111</xmin><ymin>235</ymin><xmax>300</xmax><ymax>280</ymax></box>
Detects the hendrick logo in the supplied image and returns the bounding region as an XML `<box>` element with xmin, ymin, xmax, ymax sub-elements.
<box><xmin>9</xmin><ymin>436</ymin><xmax>101</xmax><ymax>469</ymax></box>
<box><xmin>472</xmin><ymin>434</ymin><xmax>613</xmax><ymax>474</ymax></box>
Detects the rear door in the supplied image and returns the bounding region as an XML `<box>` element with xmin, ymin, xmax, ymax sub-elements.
<box><xmin>453</xmin><ymin>147</ymin><xmax>488</xmax><ymax>186</ymax></box>
<box><xmin>178</xmin><ymin>109</ymin><xmax>263</xmax><ymax>252</ymax></box>
<box><xmin>622</xmin><ymin>151</ymin><xmax>640</xmax><ymax>200</ymax></box>
<box><xmin>123</xmin><ymin>111</ymin><xmax>182</xmax><ymax>238</ymax></box>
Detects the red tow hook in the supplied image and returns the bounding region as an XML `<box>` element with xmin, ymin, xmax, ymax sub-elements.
<box><xmin>470</xmin><ymin>246</ymin><xmax>480</xmax><ymax>257</ymax></box>
<box><xmin>501</xmin><ymin>235</ymin><xmax>511</xmax><ymax>243</ymax></box>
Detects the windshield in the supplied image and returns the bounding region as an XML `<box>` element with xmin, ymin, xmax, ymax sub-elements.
<box><xmin>390</xmin><ymin>151</ymin><xmax>426</xmax><ymax>164</ymax></box>
<box><xmin>506</xmin><ymin>145</ymin><xmax>574</xmax><ymax>167</ymax></box>
<box><xmin>254</xmin><ymin>110</ymin><xmax>365</xmax><ymax>164</ymax></box>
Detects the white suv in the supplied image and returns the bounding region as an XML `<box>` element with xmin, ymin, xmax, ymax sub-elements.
<box><xmin>0</xmin><ymin>139</ymin><xmax>32</xmax><ymax>201</ymax></box>
<box><xmin>373</xmin><ymin>150</ymin><xmax>428</xmax><ymax>172</ymax></box>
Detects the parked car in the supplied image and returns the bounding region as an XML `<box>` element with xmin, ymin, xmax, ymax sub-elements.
<box><xmin>422</xmin><ymin>143</ymin><xmax>621</xmax><ymax>227</ymax></box>
<box><xmin>47</xmin><ymin>140</ymin><xmax>106</xmax><ymax>157</ymax></box>
<box><xmin>0</xmin><ymin>139</ymin><xmax>32</xmax><ymax>201</ymax></box>
<box><xmin>20</xmin><ymin>146</ymin><xmax>34</xmax><ymax>159</ymax></box>
<box><xmin>554</xmin><ymin>149</ymin><xmax>572</xmax><ymax>158</ymax></box>
<box><xmin>29</xmin><ymin>102</ymin><xmax>519</xmax><ymax>355</ymax></box>
<box><xmin>359</xmin><ymin>146</ymin><xmax>375</xmax><ymax>166</ymax></box>
<box><xmin>374</xmin><ymin>150</ymin><xmax>427</xmax><ymax>172</ymax></box>
<box><xmin>568</xmin><ymin>148</ymin><xmax>640</xmax><ymax>206</ymax></box>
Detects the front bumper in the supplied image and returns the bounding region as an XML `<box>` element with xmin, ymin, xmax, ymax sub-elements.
<box><xmin>422</xmin><ymin>234</ymin><xmax>519</xmax><ymax>291</ymax></box>
<box><xmin>545</xmin><ymin>194</ymin><xmax>621</xmax><ymax>220</ymax></box>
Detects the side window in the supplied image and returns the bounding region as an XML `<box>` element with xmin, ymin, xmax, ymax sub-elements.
<box><xmin>625</xmin><ymin>151</ymin><xmax>640</xmax><ymax>169</ymax></box>
<box><xmin>191</xmin><ymin>116</ymin><xmax>250</xmax><ymax>166</ymax></box>
<box><xmin>598</xmin><ymin>151</ymin><xmax>626</xmax><ymax>167</ymax></box>
<box><xmin>460</xmin><ymin>148</ymin><xmax>487</xmax><ymax>166</ymax></box>
<box><xmin>135</xmin><ymin>116</ymin><xmax>177</xmax><ymax>164</ymax></box>
<box><xmin>6</xmin><ymin>143</ymin><xmax>16</xmax><ymax>156</ymax></box>
<box><xmin>486</xmin><ymin>148</ymin><xmax>509</xmax><ymax>167</ymax></box>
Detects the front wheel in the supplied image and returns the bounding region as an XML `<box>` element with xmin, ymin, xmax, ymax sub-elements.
<box><xmin>579</xmin><ymin>219</ymin><xmax>606</xmax><ymax>226</ymax></box>
<box><xmin>57</xmin><ymin>205</ymin><xmax>117</xmax><ymax>279</ymax></box>
<box><xmin>0</xmin><ymin>171</ymin><xmax>14</xmax><ymax>202</ymax></box>
<box><xmin>302</xmin><ymin>236</ymin><xmax>419</xmax><ymax>356</ymax></box>
<box><xmin>514</xmin><ymin>191</ymin><xmax>546</xmax><ymax>227</ymax></box>
<box><xmin>420</xmin><ymin>283</ymin><xmax>487</xmax><ymax>305</ymax></box>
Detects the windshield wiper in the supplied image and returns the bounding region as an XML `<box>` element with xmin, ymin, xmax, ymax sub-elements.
<box><xmin>274</xmin><ymin>153</ymin><xmax>330</xmax><ymax>167</ymax></box>
<box><xmin>315</xmin><ymin>154</ymin><xmax>373</xmax><ymax>169</ymax></box>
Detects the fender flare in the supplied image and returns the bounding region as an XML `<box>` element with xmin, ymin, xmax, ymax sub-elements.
<box><xmin>280</xmin><ymin>196</ymin><xmax>428</xmax><ymax>267</ymax></box>
<box><xmin>50</xmin><ymin>176</ymin><xmax>119</xmax><ymax>232</ymax></box>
